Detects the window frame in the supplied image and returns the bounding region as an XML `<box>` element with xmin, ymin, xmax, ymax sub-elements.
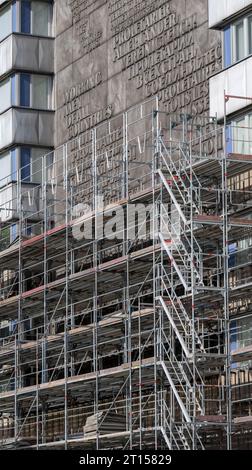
<box><xmin>0</xmin><ymin>0</ymin><xmax>53</xmax><ymax>43</ymax></box>
<box><xmin>0</xmin><ymin>75</ymin><xmax>14</xmax><ymax>114</ymax></box>
<box><xmin>0</xmin><ymin>73</ymin><xmax>53</xmax><ymax>112</ymax></box>
<box><xmin>231</xmin><ymin>112</ymin><xmax>252</xmax><ymax>155</ymax></box>
<box><xmin>0</xmin><ymin>3</ymin><xmax>13</xmax><ymax>42</ymax></box>
<box><xmin>233</xmin><ymin>19</ymin><xmax>245</xmax><ymax>63</ymax></box>
<box><xmin>0</xmin><ymin>146</ymin><xmax>49</xmax><ymax>189</ymax></box>
<box><xmin>224</xmin><ymin>13</ymin><xmax>252</xmax><ymax>68</ymax></box>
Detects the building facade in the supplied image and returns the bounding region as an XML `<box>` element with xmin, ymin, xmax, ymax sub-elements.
<box><xmin>0</xmin><ymin>0</ymin><xmax>251</xmax><ymax>450</ymax></box>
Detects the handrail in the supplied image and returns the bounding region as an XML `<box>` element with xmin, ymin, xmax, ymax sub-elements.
<box><xmin>159</xmin><ymin>265</ymin><xmax>205</xmax><ymax>352</ymax></box>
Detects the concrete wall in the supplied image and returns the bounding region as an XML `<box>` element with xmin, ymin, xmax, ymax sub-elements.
<box><xmin>209</xmin><ymin>0</ymin><xmax>252</xmax><ymax>28</ymax></box>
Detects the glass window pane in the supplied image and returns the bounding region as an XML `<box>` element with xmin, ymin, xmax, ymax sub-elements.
<box><xmin>20</xmin><ymin>74</ymin><xmax>31</xmax><ymax>107</ymax></box>
<box><xmin>21</xmin><ymin>0</ymin><xmax>31</xmax><ymax>34</ymax></box>
<box><xmin>0</xmin><ymin>78</ymin><xmax>11</xmax><ymax>113</ymax></box>
<box><xmin>249</xmin><ymin>17</ymin><xmax>252</xmax><ymax>56</ymax></box>
<box><xmin>235</xmin><ymin>21</ymin><xmax>244</xmax><ymax>61</ymax></box>
<box><xmin>248</xmin><ymin>114</ymin><xmax>252</xmax><ymax>155</ymax></box>
<box><xmin>234</xmin><ymin>118</ymin><xmax>246</xmax><ymax>154</ymax></box>
<box><xmin>226</xmin><ymin>125</ymin><xmax>233</xmax><ymax>154</ymax></box>
<box><xmin>32</xmin><ymin>1</ymin><xmax>50</xmax><ymax>36</ymax></box>
<box><xmin>10</xmin><ymin>224</ymin><xmax>18</xmax><ymax>243</ymax></box>
<box><xmin>0</xmin><ymin>5</ymin><xmax>12</xmax><ymax>42</ymax></box>
<box><xmin>31</xmin><ymin>148</ymin><xmax>44</xmax><ymax>183</ymax></box>
<box><xmin>12</xmin><ymin>1</ymin><xmax>17</xmax><ymax>33</ymax></box>
<box><xmin>224</xmin><ymin>26</ymin><xmax>232</xmax><ymax>67</ymax></box>
<box><xmin>32</xmin><ymin>76</ymin><xmax>50</xmax><ymax>109</ymax></box>
<box><xmin>11</xmin><ymin>75</ymin><xmax>16</xmax><ymax>106</ymax></box>
<box><xmin>11</xmin><ymin>149</ymin><xmax>17</xmax><ymax>181</ymax></box>
<box><xmin>21</xmin><ymin>148</ymin><xmax>31</xmax><ymax>182</ymax></box>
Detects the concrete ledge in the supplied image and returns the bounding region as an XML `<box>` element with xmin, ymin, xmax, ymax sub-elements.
<box><xmin>0</xmin><ymin>34</ymin><xmax>54</xmax><ymax>79</ymax></box>
<box><xmin>0</xmin><ymin>108</ymin><xmax>54</xmax><ymax>151</ymax></box>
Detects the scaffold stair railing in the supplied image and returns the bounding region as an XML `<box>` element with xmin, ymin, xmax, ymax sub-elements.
<box><xmin>161</xmin><ymin>396</ymin><xmax>192</xmax><ymax>450</ymax></box>
<box><xmin>158</xmin><ymin>136</ymin><xmax>202</xmax><ymax>215</ymax></box>
<box><xmin>157</xmin><ymin>161</ymin><xmax>203</xmax><ymax>291</ymax></box>
<box><xmin>158</xmin><ymin>265</ymin><xmax>205</xmax><ymax>355</ymax></box>
<box><xmin>155</xmin><ymin>130</ymin><xmax>207</xmax><ymax>449</ymax></box>
<box><xmin>159</xmin><ymin>319</ymin><xmax>205</xmax><ymax>413</ymax></box>
<box><xmin>159</xmin><ymin>353</ymin><xmax>204</xmax><ymax>449</ymax></box>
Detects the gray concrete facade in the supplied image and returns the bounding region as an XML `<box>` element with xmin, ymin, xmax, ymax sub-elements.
<box><xmin>54</xmin><ymin>0</ymin><xmax>222</xmax><ymax>148</ymax></box>
<box><xmin>0</xmin><ymin>0</ymin><xmax>222</xmax><ymax>158</ymax></box>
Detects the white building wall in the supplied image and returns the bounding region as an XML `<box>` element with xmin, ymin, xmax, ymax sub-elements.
<box><xmin>0</xmin><ymin>109</ymin><xmax>13</xmax><ymax>150</ymax></box>
<box><xmin>210</xmin><ymin>56</ymin><xmax>252</xmax><ymax>119</ymax></box>
<box><xmin>209</xmin><ymin>0</ymin><xmax>252</xmax><ymax>28</ymax></box>
<box><xmin>0</xmin><ymin>36</ymin><xmax>12</xmax><ymax>77</ymax></box>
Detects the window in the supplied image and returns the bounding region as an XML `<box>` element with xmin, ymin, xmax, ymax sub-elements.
<box><xmin>0</xmin><ymin>73</ymin><xmax>52</xmax><ymax>111</ymax></box>
<box><xmin>0</xmin><ymin>4</ymin><xmax>12</xmax><ymax>42</ymax></box>
<box><xmin>21</xmin><ymin>148</ymin><xmax>31</xmax><ymax>182</ymax></box>
<box><xmin>21</xmin><ymin>0</ymin><xmax>52</xmax><ymax>36</ymax></box>
<box><xmin>235</xmin><ymin>21</ymin><xmax>245</xmax><ymax>62</ymax></box>
<box><xmin>0</xmin><ymin>1</ymin><xmax>52</xmax><ymax>43</ymax></box>
<box><xmin>20</xmin><ymin>74</ymin><xmax>52</xmax><ymax>109</ymax></box>
<box><xmin>224</xmin><ymin>26</ymin><xmax>231</xmax><ymax>67</ymax></box>
<box><xmin>21</xmin><ymin>0</ymin><xmax>31</xmax><ymax>34</ymax></box>
<box><xmin>0</xmin><ymin>151</ymin><xmax>12</xmax><ymax>187</ymax></box>
<box><xmin>32</xmin><ymin>75</ymin><xmax>51</xmax><ymax>109</ymax></box>
<box><xmin>226</xmin><ymin>125</ymin><xmax>233</xmax><ymax>153</ymax></box>
<box><xmin>0</xmin><ymin>147</ymin><xmax>48</xmax><ymax>189</ymax></box>
<box><xmin>0</xmin><ymin>78</ymin><xmax>11</xmax><ymax>113</ymax></box>
<box><xmin>20</xmin><ymin>147</ymin><xmax>45</xmax><ymax>184</ymax></box>
<box><xmin>10</xmin><ymin>224</ymin><xmax>18</xmax><ymax>242</ymax></box>
<box><xmin>234</xmin><ymin>116</ymin><xmax>246</xmax><ymax>154</ymax></box>
<box><xmin>0</xmin><ymin>73</ymin><xmax>52</xmax><ymax>110</ymax></box>
<box><xmin>0</xmin><ymin>75</ymin><xmax>16</xmax><ymax>114</ymax></box>
<box><xmin>229</xmin><ymin>112</ymin><xmax>252</xmax><ymax>155</ymax></box>
<box><xmin>223</xmin><ymin>14</ymin><xmax>252</xmax><ymax>67</ymax></box>
<box><xmin>237</xmin><ymin>317</ymin><xmax>252</xmax><ymax>367</ymax></box>
<box><xmin>31</xmin><ymin>148</ymin><xmax>44</xmax><ymax>183</ymax></box>
<box><xmin>20</xmin><ymin>74</ymin><xmax>31</xmax><ymax>107</ymax></box>
<box><xmin>0</xmin><ymin>149</ymin><xmax>17</xmax><ymax>187</ymax></box>
<box><xmin>32</xmin><ymin>1</ymin><xmax>51</xmax><ymax>36</ymax></box>
<box><xmin>249</xmin><ymin>16</ymin><xmax>252</xmax><ymax>54</ymax></box>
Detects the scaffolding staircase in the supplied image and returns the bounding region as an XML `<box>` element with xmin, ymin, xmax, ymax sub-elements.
<box><xmin>156</xmin><ymin>133</ymin><xmax>207</xmax><ymax>449</ymax></box>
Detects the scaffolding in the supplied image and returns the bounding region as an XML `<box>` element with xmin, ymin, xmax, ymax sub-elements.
<box><xmin>0</xmin><ymin>97</ymin><xmax>252</xmax><ymax>449</ymax></box>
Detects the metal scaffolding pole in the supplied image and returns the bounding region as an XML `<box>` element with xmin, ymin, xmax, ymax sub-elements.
<box><xmin>0</xmin><ymin>97</ymin><xmax>252</xmax><ymax>450</ymax></box>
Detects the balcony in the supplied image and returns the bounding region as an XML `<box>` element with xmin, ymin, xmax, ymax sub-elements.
<box><xmin>209</xmin><ymin>56</ymin><xmax>252</xmax><ymax>119</ymax></box>
<box><xmin>0</xmin><ymin>34</ymin><xmax>54</xmax><ymax>79</ymax></box>
<box><xmin>0</xmin><ymin>108</ymin><xmax>54</xmax><ymax>151</ymax></box>
<box><xmin>209</xmin><ymin>0</ymin><xmax>252</xmax><ymax>28</ymax></box>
